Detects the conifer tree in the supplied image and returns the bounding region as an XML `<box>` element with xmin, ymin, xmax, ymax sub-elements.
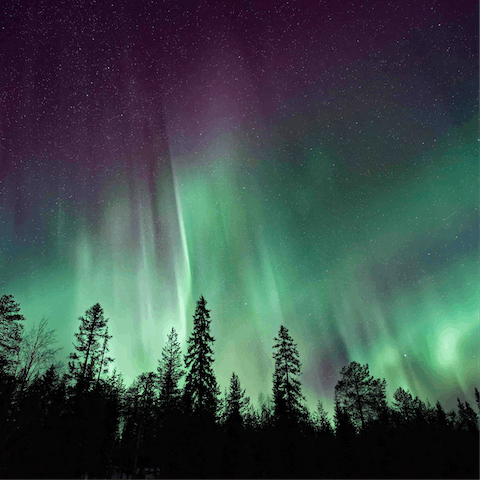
<box><xmin>157</xmin><ymin>327</ymin><xmax>184</xmax><ymax>413</ymax></box>
<box><xmin>474</xmin><ymin>388</ymin><xmax>480</xmax><ymax>431</ymax></box>
<box><xmin>272</xmin><ymin>325</ymin><xmax>306</xmax><ymax>424</ymax></box>
<box><xmin>456</xmin><ymin>397</ymin><xmax>479</xmax><ymax>433</ymax></box>
<box><xmin>315</xmin><ymin>400</ymin><xmax>334</xmax><ymax>435</ymax></box>
<box><xmin>257</xmin><ymin>391</ymin><xmax>274</xmax><ymax>429</ymax></box>
<box><xmin>68</xmin><ymin>303</ymin><xmax>113</xmax><ymax>392</ymax></box>
<box><xmin>0</xmin><ymin>295</ymin><xmax>26</xmax><ymax>375</ymax></box>
<box><xmin>183</xmin><ymin>295</ymin><xmax>219</xmax><ymax>420</ymax></box>
<box><xmin>392</xmin><ymin>387</ymin><xmax>416</xmax><ymax>426</ymax></box>
<box><xmin>435</xmin><ymin>399</ymin><xmax>448</xmax><ymax>429</ymax></box>
<box><xmin>334</xmin><ymin>361</ymin><xmax>387</xmax><ymax>433</ymax></box>
<box><xmin>224</xmin><ymin>372</ymin><xmax>250</xmax><ymax>429</ymax></box>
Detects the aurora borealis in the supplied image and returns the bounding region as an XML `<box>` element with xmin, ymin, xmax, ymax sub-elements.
<box><xmin>0</xmin><ymin>0</ymin><xmax>478</xmax><ymax>415</ymax></box>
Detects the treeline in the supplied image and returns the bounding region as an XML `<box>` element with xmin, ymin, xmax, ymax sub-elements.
<box><xmin>0</xmin><ymin>294</ymin><xmax>479</xmax><ymax>478</ymax></box>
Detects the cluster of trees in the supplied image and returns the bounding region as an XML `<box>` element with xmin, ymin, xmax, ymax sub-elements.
<box><xmin>0</xmin><ymin>293</ymin><xmax>479</xmax><ymax>478</ymax></box>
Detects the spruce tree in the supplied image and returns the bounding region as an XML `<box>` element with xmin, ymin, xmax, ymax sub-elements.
<box><xmin>68</xmin><ymin>303</ymin><xmax>113</xmax><ymax>393</ymax></box>
<box><xmin>157</xmin><ymin>327</ymin><xmax>184</xmax><ymax>413</ymax></box>
<box><xmin>435</xmin><ymin>399</ymin><xmax>448</xmax><ymax>429</ymax></box>
<box><xmin>224</xmin><ymin>372</ymin><xmax>250</xmax><ymax>429</ymax></box>
<box><xmin>272</xmin><ymin>325</ymin><xmax>306</xmax><ymax>424</ymax></box>
<box><xmin>183</xmin><ymin>295</ymin><xmax>219</xmax><ymax>421</ymax></box>
<box><xmin>257</xmin><ymin>391</ymin><xmax>274</xmax><ymax>429</ymax></box>
<box><xmin>315</xmin><ymin>400</ymin><xmax>334</xmax><ymax>436</ymax></box>
<box><xmin>456</xmin><ymin>397</ymin><xmax>479</xmax><ymax>433</ymax></box>
<box><xmin>334</xmin><ymin>361</ymin><xmax>387</xmax><ymax>433</ymax></box>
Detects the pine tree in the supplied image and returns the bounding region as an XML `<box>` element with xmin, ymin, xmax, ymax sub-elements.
<box><xmin>272</xmin><ymin>325</ymin><xmax>306</xmax><ymax>424</ymax></box>
<box><xmin>334</xmin><ymin>361</ymin><xmax>387</xmax><ymax>433</ymax></box>
<box><xmin>157</xmin><ymin>327</ymin><xmax>184</xmax><ymax>413</ymax></box>
<box><xmin>68</xmin><ymin>303</ymin><xmax>113</xmax><ymax>393</ymax></box>
<box><xmin>0</xmin><ymin>295</ymin><xmax>26</xmax><ymax>375</ymax></box>
<box><xmin>183</xmin><ymin>295</ymin><xmax>219</xmax><ymax>421</ymax></box>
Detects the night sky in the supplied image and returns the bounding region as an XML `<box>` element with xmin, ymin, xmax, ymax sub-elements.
<box><xmin>1</xmin><ymin>0</ymin><xmax>478</xmax><ymax>415</ymax></box>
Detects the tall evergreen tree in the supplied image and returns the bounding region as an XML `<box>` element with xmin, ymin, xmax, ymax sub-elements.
<box><xmin>0</xmin><ymin>295</ymin><xmax>26</xmax><ymax>375</ymax></box>
<box><xmin>68</xmin><ymin>303</ymin><xmax>113</xmax><ymax>393</ymax></box>
<box><xmin>334</xmin><ymin>361</ymin><xmax>387</xmax><ymax>433</ymax></box>
<box><xmin>183</xmin><ymin>295</ymin><xmax>219</xmax><ymax>420</ymax></box>
<box><xmin>272</xmin><ymin>325</ymin><xmax>306</xmax><ymax>424</ymax></box>
<box><xmin>157</xmin><ymin>327</ymin><xmax>184</xmax><ymax>413</ymax></box>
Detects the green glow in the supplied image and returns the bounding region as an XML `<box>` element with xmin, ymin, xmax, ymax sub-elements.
<box><xmin>2</xmin><ymin>116</ymin><xmax>478</xmax><ymax>418</ymax></box>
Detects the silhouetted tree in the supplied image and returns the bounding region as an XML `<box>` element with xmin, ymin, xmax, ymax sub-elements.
<box><xmin>68</xmin><ymin>303</ymin><xmax>113</xmax><ymax>393</ymax></box>
<box><xmin>224</xmin><ymin>372</ymin><xmax>250</xmax><ymax>431</ymax></box>
<box><xmin>333</xmin><ymin>396</ymin><xmax>357</xmax><ymax>477</ymax></box>
<box><xmin>314</xmin><ymin>400</ymin><xmax>334</xmax><ymax>436</ymax></box>
<box><xmin>434</xmin><ymin>399</ymin><xmax>449</xmax><ymax>429</ymax></box>
<box><xmin>183</xmin><ymin>295</ymin><xmax>219</xmax><ymax>421</ymax></box>
<box><xmin>219</xmin><ymin>374</ymin><xmax>250</xmax><ymax>477</ymax></box>
<box><xmin>334</xmin><ymin>361</ymin><xmax>387</xmax><ymax>433</ymax></box>
<box><xmin>97</xmin><ymin>368</ymin><xmax>125</xmax><ymax>477</ymax></box>
<box><xmin>272</xmin><ymin>325</ymin><xmax>306</xmax><ymax>424</ymax></box>
<box><xmin>257</xmin><ymin>391</ymin><xmax>274</xmax><ymax>429</ymax></box>
<box><xmin>334</xmin><ymin>396</ymin><xmax>356</xmax><ymax>439</ymax></box>
<box><xmin>93</xmin><ymin>327</ymin><xmax>114</xmax><ymax>389</ymax></box>
<box><xmin>0</xmin><ymin>295</ymin><xmax>26</xmax><ymax>375</ymax></box>
<box><xmin>157</xmin><ymin>327</ymin><xmax>184</xmax><ymax>414</ymax></box>
<box><xmin>392</xmin><ymin>387</ymin><xmax>417</xmax><ymax>427</ymax></box>
<box><xmin>121</xmin><ymin>372</ymin><xmax>159</xmax><ymax>477</ymax></box>
<box><xmin>456</xmin><ymin>397</ymin><xmax>479</xmax><ymax>433</ymax></box>
<box><xmin>15</xmin><ymin>317</ymin><xmax>63</xmax><ymax>389</ymax></box>
<box><xmin>475</xmin><ymin>388</ymin><xmax>480</xmax><ymax>432</ymax></box>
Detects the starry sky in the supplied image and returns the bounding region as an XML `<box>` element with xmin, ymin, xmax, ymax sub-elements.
<box><xmin>0</xmin><ymin>0</ymin><xmax>478</xmax><ymax>415</ymax></box>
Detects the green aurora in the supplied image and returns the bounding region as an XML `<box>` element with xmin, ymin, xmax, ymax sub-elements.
<box><xmin>1</xmin><ymin>0</ymin><xmax>478</xmax><ymax>417</ymax></box>
<box><xmin>2</xmin><ymin>117</ymin><xmax>478</xmax><ymax>415</ymax></box>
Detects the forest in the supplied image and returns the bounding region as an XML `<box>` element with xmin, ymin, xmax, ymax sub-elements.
<box><xmin>0</xmin><ymin>293</ymin><xmax>478</xmax><ymax>479</ymax></box>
